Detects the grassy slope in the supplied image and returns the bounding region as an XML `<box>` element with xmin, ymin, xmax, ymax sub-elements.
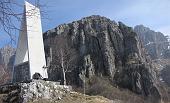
<box><xmin>29</xmin><ymin>92</ymin><xmax>113</xmax><ymax>103</ymax></box>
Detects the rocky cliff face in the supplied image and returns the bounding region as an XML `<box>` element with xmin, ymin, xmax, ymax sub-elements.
<box><xmin>0</xmin><ymin>65</ymin><xmax>8</xmax><ymax>84</ymax></box>
<box><xmin>134</xmin><ymin>25</ymin><xmax>170</xmax><ymax>90</ymax></box>
<box><xmin>44</xmin><ymin>15</ymin><xmax>159</xmax><ymax>97</ymax></box>
<box><xmin>0</xmin><ymin>45</ymin><xmax>15</xmax><ymax>69</ymax></box>
<box><xmin>134</xmin><ymin>25</ymin><xmax>169</xmax><ymax>59</ymax></box>
<box><xmin>0</xmin><ymin>45</ymin><xmax>15</xmax><ymax>84</ymax></box>
<box><xmin>161</xmin><ymin>65</ymin><xmax>170</xmax><ymax>86</ymax></box>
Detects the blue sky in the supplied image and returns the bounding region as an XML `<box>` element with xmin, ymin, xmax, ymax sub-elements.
<box><xmin>0</xmin><ymin>0</ymin><xmax>170</xmax><ymax>47</ymax></box>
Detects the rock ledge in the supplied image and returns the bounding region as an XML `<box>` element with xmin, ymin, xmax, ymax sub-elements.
<box><xmin>0</xmin><ymin>80</ymin><xmax>72</xmax><ymax>103</ymax></box>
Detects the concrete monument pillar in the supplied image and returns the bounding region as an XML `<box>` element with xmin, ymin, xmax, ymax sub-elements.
<box><xmin>12</xmin><ymin>1</ymin><xmax>48</xmax><ymax>82</ymax></box>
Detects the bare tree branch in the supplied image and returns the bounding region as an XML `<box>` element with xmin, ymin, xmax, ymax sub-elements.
<box><xmin>0</xmin><ymin>0</ymin><xmax>47</xmax><ymax>45</ymax></box>
<box><xmin>51</xmin><ymin>35</ymin><xmax>78</xmax><ymax>85</ymax></box>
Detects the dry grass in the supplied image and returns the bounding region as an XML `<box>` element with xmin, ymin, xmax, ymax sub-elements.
<box><xmin>28</xmin><ymin>92</ymin><xmax>113</xmax><ymax>103</ymax></box>
<box><xmin>1</xmin><ymin>76</ymin><xmax>170</xmax><ymax>103</ymax></box>
<box><xmin>76</xmin><ymin>76</ymin><xmax>150</xmax><ymax>103</ymax></box>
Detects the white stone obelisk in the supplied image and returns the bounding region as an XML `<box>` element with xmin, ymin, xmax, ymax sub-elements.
<box><xmin>12</xmin><ymin>1</ymin><xmax>48</xmax><ymax>82</ymax></box>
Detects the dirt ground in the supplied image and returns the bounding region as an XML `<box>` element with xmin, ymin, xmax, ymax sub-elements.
<box><xmin>29</xmin><ymin>92</ymin><xmax>113</xmax><ymax>103</ymax></box>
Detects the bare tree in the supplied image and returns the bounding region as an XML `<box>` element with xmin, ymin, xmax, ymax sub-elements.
<box><xmin>52</xmin><ymin>35</ymin><xmax>78</xmax><ymax>85</ymax></box>
<box><xmin>0</xmin><ymin>0</ymin><xmax>47</xmax><ymax>44</ymax></box>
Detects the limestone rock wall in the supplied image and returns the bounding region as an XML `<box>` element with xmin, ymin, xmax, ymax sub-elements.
<box><xmin>0</xmin><ymin>45</ymin><xmax>15</xmax><ymax>84</ymax></box>
<box><xmin>134</xmin><ymin>25</ymin><xmax>169</xmax><ymax>59</ymax></box>
<box><xmin>43</xmin><ymin>15</ymin><xmax>159</xmax><ymax>96</ymax></box>
<box><xmin>0</xmin><ymin>45</ymin><xmax>15</xmax><ymax>69</ymax></box>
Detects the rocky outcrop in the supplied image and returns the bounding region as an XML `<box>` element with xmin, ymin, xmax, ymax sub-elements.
<box><xmin>44</xmin><ymin>15</ymin><xmax>159</xmax><ymax>97</ymax></box>
<box><xmin>163</xmin><ymin>49</ymin><xmax>170</xmax><ymax>59</ymax></box>
<box><xmin>0</xmin><ymin>45</ymin><xmax>15</xmax><ymax>70</ymax></box>
<box><xmin>0</xmin><ymin>65</ymin><xmax>9</xmax><ymax>84</ymax></box>
<box><xmin>0</xmin><ymin>80</ymin><xmax>71</xmax><ymax>103</ymax></box>
<box><xmin>134</xmin><ymin>25</ymin><xmax>169</xmax><ymax>59</ymax></box>
<box><xmin>134</xmin><ymin>26</ymin><xmax>170</xmax><ymax>99</ymax></box>
<box><xmin>0</xmin><ymin>45</ymin><xmax>15</xmax><ymax>84</ymax></box>
<box><xmin>0</xmin><ymin>80</ymin><xmax>119</xmax><ymax>103</ymax></box>
<box><xmin>161</xmin><ymin>65</ymin><xmax>170</xmax><ymax>86</ymax></box>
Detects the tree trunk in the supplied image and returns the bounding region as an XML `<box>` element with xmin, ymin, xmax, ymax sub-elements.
<box><xmin>61</xmin><ymin>49</ymin><xmax>66</xmax><ymax>85</ymax></box>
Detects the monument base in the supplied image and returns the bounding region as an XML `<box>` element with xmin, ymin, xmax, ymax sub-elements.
<box><xmin>13</xmin><ymin>61</ymin><xmax>30</xmax><ymax>83</ymax></box>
